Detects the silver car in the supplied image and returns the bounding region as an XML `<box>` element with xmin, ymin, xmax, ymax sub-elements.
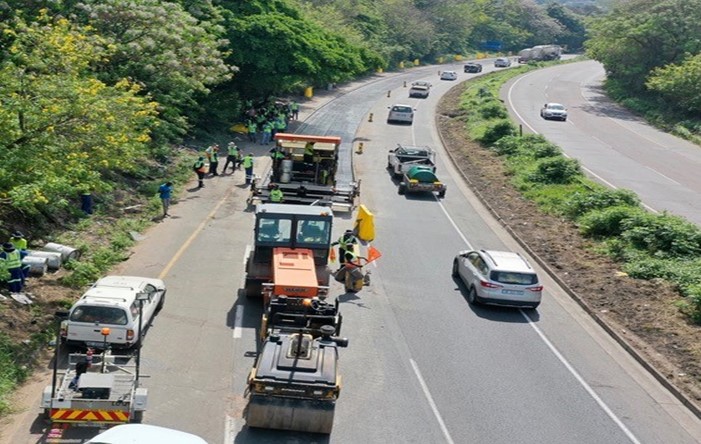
<box><xmin>452</xmin><ymin>249</ymin><xmax>542</xmax><ymax>309</ymax></box>
<box><xmin>540</xmin><ymin>102</ymin><xmax>568</xmax><ymax>121</ymax></box>
<box><xmin>494</xmin><ymin>57</ymin><xmax>512</xmax><ymax>67</ymax></box>
<box><xmin>387</xmin><ymin>104</ymin><xmax>415</xmax><ymax>124</ymax></box>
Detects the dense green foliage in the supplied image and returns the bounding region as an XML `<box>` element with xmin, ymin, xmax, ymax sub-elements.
<box><xmin>0</xmin><ymin>13</ymin><xmax>158</xmax><ymax>218</ymax></box>
<box><xmin>459</xmin><ymin>66</ymin><xmax>701</xmax><ymax>323</ymax></box>
<box><xmin>586</xmin><ymin>0</ymin><xmax>701</xmax><ymax>138</ymax></box>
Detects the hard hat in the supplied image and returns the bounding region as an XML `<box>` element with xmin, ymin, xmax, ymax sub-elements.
<box><xmin>11</xmin><ymin>231</ymin><xmax>24</xmax><ymax>238</ymax></box>
<box><xmin>2</xmin><ymin>242</ymin><xmax>15</xmax><ymax>252</ymax></box>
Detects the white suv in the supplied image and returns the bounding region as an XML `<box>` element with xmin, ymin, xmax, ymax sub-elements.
<box><xmin>62</xmin><ymin>276</ymin><xmax>166</xmax><ymax>349</ymax></box>
<box><xmin>452</xmin><ymin>250</ymin><xmax>542</xmax><ymax>309</ymax></box>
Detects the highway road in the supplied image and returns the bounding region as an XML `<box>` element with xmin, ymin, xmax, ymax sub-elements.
<box><xmin>504</xmin><ymin>59</ymin><xmax>701</xmax><ymax>226</ymax></box>
<box><xmin>4</xmin><ymin>59</ymin><xmax>701</xmax><ymax>444</ymax></box>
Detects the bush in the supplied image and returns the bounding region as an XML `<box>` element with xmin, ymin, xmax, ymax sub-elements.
<box><xmin>528</xmin><ymin>157</ymin><xmax>581</xmax><ymax>184</ymax></box>
<box><xmin>480</xmin><ymin>119</ymin><xmax>516</xmax><ymax>145</ymax></box>
<box><xmin>565</xmin><ymin>188</ymin><xmax>640</xmax><ymax>219</ymax></box>
<box><xmin>491</xmin><ymin>135</ymin><xmax>522</xmax><ymax>156</ymax></box>
<box><xmin>578</xmin><ymin>205</ymin><xmax>644</xmax><ymax>237</ymax></box>
<box><xmin>531</xmin><ymin>142</ymin><xmax>561</xmax><ymax>159</ymax></box>
<box><xmin>479</xmin><ymin>102</ymin><xmax>508</xmax><ymax>119</ymax></box>
<box><xmin>60</xmin><ymin>261</ymin><xmax>101</xmax><ymax>288</ymax></box>
<box><xmin>621</xmin><ymin>212</ymin><xmax>701</xmax><ymax>257</ymax></box>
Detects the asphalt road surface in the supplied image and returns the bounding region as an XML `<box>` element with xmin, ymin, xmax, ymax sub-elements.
<box><xmin>3</xmin><ymin>59</ymin><xmax>701</xmax><ymax>444</ymax></box>
<box><xmin>504</xmin><ymin>59</ymin><xmax>701</xmax><ymax>226</ymax></box>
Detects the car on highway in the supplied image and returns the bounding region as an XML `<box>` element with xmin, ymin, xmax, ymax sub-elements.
<box><xmin>452</xmin><ymin>249</ymin><xmax>542</xmax><ymax>309</ymax></box>
<box><xmin>387</xmin><ymin>104</ymin><xmax>415</xmax><ymax>124</ymax></box>
<box><xmin>62</xmin><ymin>275</ymin><xmax>166</xmax><ymax>349</ymax></box>
<box><xmin>464</xmin><ymin>63</ymin><xmax>483</xmax><ymax>73</ymax></box>
<box><xmin>411</xmin><ymin>81</ymin><xmax>432</xmax><ymax>88</ymax></box>
<box><xmin>439</xmin><ymin>70</ymin><xmax>458</xmax><ymax>80</ymax></box>
<box><xmin>494</xmin><ymin>57</ymin><xmax>512</xmax><ymax>67</ymax></box>
<box><xmin>408</xmin><ymin>84</ymin><xmax>430</xmax><ymax>98</ymax></box>
<box><xmin>540</xmin><ymin>102</ymin><xmax>568</xmax><ymax>121</ymax></box>
<box><xmin>86</xmin><ymin>424</ymin><xmax>207</xmax><ymax>444</ymax></box>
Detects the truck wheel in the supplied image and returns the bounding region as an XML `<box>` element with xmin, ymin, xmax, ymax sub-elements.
<box><xmin>451</xmin><ymin>260</ymin><xmax>459</xmax><ymax>278</ymax></box>
<box><xmin>245</xmin><ymin>279</ymin><xmax>262</xmax><ymax>299</ymax></box>
<box><xmin>398</xmin><ymin>183</ymin><xmax>406</xmax><ymax>195</ymax></box>
<box><xmin>43</xmin><ymin>408</ymin><xmax>50</xmax><ymax>420</ymax></box>
<box><xmin>438</xmin><ymin>190</ymin><xmax>446</xmax><ymax>198</ymax></box>
<box><xmin>131</xmin><ymin>411</ymin><xmax>144</xmax><ymax>423</ymax></box>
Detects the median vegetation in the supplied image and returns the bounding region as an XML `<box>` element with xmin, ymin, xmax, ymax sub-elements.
<box><xmin>458</xmin><ymin>66</ymin><xmax>701</xmax><ymax>324</ymax></box>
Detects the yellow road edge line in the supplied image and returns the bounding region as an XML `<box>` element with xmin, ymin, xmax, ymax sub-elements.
<box><xmin>158</xmin><ymin>186</ymin><xmax>238</xmax><ymax>280</ymax></box>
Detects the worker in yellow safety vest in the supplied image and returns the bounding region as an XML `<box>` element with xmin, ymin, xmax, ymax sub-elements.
<box><xmin>243</xmin><ymin>153</ymin><xmax>254</xmax><ymax>185</ymax></box>
<box><xmin>269</xmin><ymin>184</ymin><xmax>284</xmax><ymax>203</ymax></box>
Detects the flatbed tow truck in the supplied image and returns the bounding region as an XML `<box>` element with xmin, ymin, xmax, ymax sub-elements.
<box><xmin>248</xmin><ymin>133</ymin><xmax>360</xmax><ymax>211</ymax></box>
<box><xmin>41</xmin><ymin>350</ymin><xmax>147</xmax><ymax>426</ymax></box>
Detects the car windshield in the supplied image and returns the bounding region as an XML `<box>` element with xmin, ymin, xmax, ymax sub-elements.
<box><xmin>548</xmin><ymin>104</ymin><xmax>565</xmax><ymax>110</ymax></box>
<box><xmin>70</xmin><ymin>306</ymin><xmax>129</xmax><ymax>325</ymax></box>
<box><xmin>392</xmin><ymin>106</ymin><xmax>412</xmax><ymax>113</ymax></box>
<box><xmin>490</xmin><ymin>271</ymin><xmax>538</xmax><ymax>286</ymax></box>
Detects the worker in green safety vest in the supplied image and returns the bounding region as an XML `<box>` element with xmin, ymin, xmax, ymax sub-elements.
<box><xmin>243</xmin><ymin>153</ymin><xmax>254</xmax><ymax>185</ymax></box>
<box><xmin>269</xmin><ymin>184</ymin><xmax>284</xmax><ymax>203</ymax></box>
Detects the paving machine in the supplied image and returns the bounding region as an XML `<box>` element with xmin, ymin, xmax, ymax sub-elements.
<box><xmin>245</xmin><ymin>324</ymin><xmax>348</xmax><ymax>434</ymax></box>
<box><xmin>248</xmin><ymin>133</ymin><xmax>360</xmax><ymax>210</ymax></box>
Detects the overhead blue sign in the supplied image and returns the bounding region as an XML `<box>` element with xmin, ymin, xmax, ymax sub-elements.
<box><xmin>480</xmin><ymin>40</ymin><xmax>503</xmax><ymax>51</ymax></box>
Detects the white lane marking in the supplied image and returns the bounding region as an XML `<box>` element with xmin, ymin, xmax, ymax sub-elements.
<box><xmin>233</xmin><ymin>305</ymin><xmax>243</xmax><ymax>339</ymax></box>
<box><xmin>436</xmin><ymin>198</ymin><xmax>642</xmax><ymax>443</ymax></box>
<box><xmin>410</xmin><ymin>359</ymin><xmax>456</xmax><ymax>444</ymax></box>
<box><xmin>645</xmin><ymin>166</ymin><xmax>680</xmax><ymax>185</ymax></box>
<box><xmin>521</xmin><ymin>311</ymin><xmax>642</xmax><ymax>444</ymax></box>
<box><xmin>507</xmin><ymin>71</ymin><xmax>659</xmax><ymax>213</ymax></box>
<box><xmin>224</xmin><ymin>414</ymin><xmax>235</xmax><ymax>444</ymax></box>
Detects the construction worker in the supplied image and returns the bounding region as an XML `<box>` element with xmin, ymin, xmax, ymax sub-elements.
<box><xmin>158</xmin><ymin>181</ymin><xmax>173</xmax><ymax>218</ymax></box>
<box><xmin>223</xmin><ymin>142</ymin><xmax>240</xmax><ymax>173</ymax></box>
<box><xmin>269</xmin><ymin>146</ymin><xmax>285</xmax><ymax>182</ymax></box>
<box><xmin>247</xmin><ymin>121</ymin><xmax>257</xmax><ymax>143</ymax></box>
<box><xmin>273</xmin><ymin>117</ymin><xmax>286</xmax><ymax>138</ymax></box>
<box><xmin>0</xmin><ymin>242</ymin><xmax>27</xmax><ymax>293</ymax></box>
<box><xmin>193</xmin><ymin>156</ymin><xmax>206</xmax><ymax>188</ymax></box>
<box><xmin>9</xmin><ymin>232</ymin><xmax>30</xmax><ymax>284</ymax></box>
<box><xmin>261</xmin><ymin>121</ymin><xmax>273</xmax><ymax>145</ymax></box>
<box><xmin>207</xmin><ymin>145</ymin><xmax>220</xmax><ymax>176</ymax></box>
<box><xmin>290</xmin><ymin>100</ymin><xmax>299</xmax><ymax>120</ymax></box>
<box><xmin>269</xmin><ymin>184</ymin><xmax>284</xmax><ymax>203</ymax></box>
<box><xmin>304</xmin><ymin>142</ymin><xmax>315</xmax><ymax>164</ymax></box>
<box><xmin>9</xmin><ymin>231</ymin><xmax>27</xmax><ymax>250</ymax></box>
<box><xmin>332</xmin><ymin>229</ymin><xmax>358</xmax><ymax>265</ymax></box>
<box><xmin>243</xmin><ymin>153</ymin><xmax>254</xmax><ymax>185</ymax></box>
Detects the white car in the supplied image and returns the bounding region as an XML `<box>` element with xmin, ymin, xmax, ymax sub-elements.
<box><xmin>62</xmin><ymin>276</ymin><xmax>166</xmax><ymax>349</ymax></box>
<box><xmin>494</xmin><ymin>57</ymin><xmax>512</xmax><ymax>67</ymax></box>
<box><xmin>86</xmin><ymin>424</ymin><xmax>207</xmax><ymax>444</ymax></box>
<box><xmin>387</xmin><ymin>104</ymin><xmax>415</xmax><ymax>124</ymax></box>
<box><xmin>540</xmin><ymin>102</ymin><xmax>568</xmax><ymax>121</ymax></box>
<box><xmin>440</xmin><ymin>70</ymin><xmax>458</xmax><ymax>80</ymax></box>
<box><xmin>452</xmin><ymin>249</ymin><xmax>542</xmax><ymax>309</ymax></box>
<box><xmin>408</xmin><ymin>84</ymin><xmax>430</xmax><ymax>98</ymax></box>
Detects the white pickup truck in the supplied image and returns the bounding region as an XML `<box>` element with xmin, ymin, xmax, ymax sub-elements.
<box><xmin>387</xmin><ymin>144</ymin><xmax>437</xmax><ymax>178</ymax></box>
